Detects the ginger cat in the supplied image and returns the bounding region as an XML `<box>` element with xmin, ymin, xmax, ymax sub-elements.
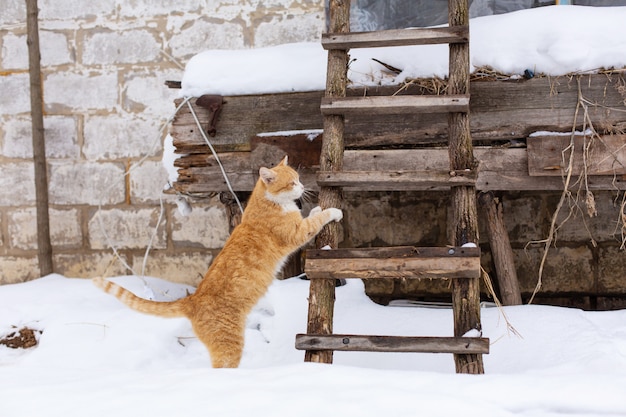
<box><xmin>93</xmin><ymin>156</ymin><xmax>342</xmax><ymax>368</ymax></box>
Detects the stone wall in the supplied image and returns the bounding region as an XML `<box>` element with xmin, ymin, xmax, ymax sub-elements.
<box><xmin>0</xmin><ymin>0</ymin><xmax>324</xmax><ymax>285</ymax></box>
<box><xmin>346</xmin><ymin>190</ymin><xmax>626</xmax><ymax>310</ymax></box>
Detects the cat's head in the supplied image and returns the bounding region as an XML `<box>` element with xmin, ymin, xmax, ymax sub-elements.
<box><xmin>259</xmin><ymin>156</ymin><xmax>305</xmax><ymax>204</ymax></box>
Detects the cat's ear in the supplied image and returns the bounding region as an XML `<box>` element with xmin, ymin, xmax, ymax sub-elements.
<box><xmin>279</xmin><ymin>155</ymin><xmax>289</xmax><ymax>166</ymax></box>
<box><xmin>259</xmin><ymin>167</ymin><xmax>277</xmax><ymax>184</ymax></box>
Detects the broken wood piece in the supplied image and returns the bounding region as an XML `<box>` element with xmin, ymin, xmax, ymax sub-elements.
<box><xmin>478</xmin><ymin>191</ymin><xmax>522</xmax><ymax>305</ymax></box>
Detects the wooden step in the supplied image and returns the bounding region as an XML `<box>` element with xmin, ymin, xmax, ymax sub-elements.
<box><xmin>305</xmin><ymin>246</ymin><xmax>481</xmax><ymax>280</ymax></box>
<box><xmin>322</xmin><ymin>26</ymin><xmax>469</xmax><ymax>50</ymax></box>
<box><xmin>320</xmin><ymin>95</ymin><xmax>469</xmax><ymax>116</ymax></box>
<box><xmin>295</xmin><ymin>334</ymin><xmax>489</xmax><ymax>354</ymax></box>
<box><xmin>316</xmin><ymin>169</ymin><xmax>477</xmax><ymax>191</ymax></box>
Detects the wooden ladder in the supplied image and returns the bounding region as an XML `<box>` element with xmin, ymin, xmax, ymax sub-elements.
<box><xmin>295</xmin><ymin>0</ymin><xmax>488</xmax><ymax>374</ymax></box>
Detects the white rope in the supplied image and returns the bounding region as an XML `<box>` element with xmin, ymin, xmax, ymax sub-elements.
<box><xmin>95</xmin><ymin>94</ymin><xmax>244</xmax><ymax>298</ymax></box>
<box><xmin>185</xmin><ymin>99</ymin><xmax>244</xmax><ymax>214</ymax></box>
<box><xmin>96</xmin><ymin>96</ymin><xmax>192</xmax><ymax>279</ymax></box>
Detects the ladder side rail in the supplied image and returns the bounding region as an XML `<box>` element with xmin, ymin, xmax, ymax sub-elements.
<box><xmin>447</xmin><ymin>0</ymin><xmax>485</xmax><ymax>374</ymax></box>
<box><xmin>303</xmin><ymin>0</ymin><xmax>350</xmax><ymax>365</ymax></box>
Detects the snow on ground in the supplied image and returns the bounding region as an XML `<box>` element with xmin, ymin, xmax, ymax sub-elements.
<box><xmin>1</xmin><ymin>274</ymin><xmax>626</xmax><ymax>417</ymax></box>
<box><xmin>181</xmin><ymin>5</ymin><xmax>626</xmax><ymax>97</ymax></box>
<box><xmin>2</xmin><ymin>5</ymin><xmax>626</xmax><ymax>417</ymax></box>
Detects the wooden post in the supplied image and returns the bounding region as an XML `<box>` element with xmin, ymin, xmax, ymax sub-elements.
<box><xmin>304</xmin><ymin>0</ymin><xmax>349</xmax><ymax>364</ymax></box>
<box><xmin>479</xmin><ymin>192</ymin><xmax>522</xmax><ymax>305</ymax></box>
<box><xmin>26</xmin><ymin>0</ymin><xmax>53</xmax><ymax>277</ymax></box>
<box><xmin>447</xmin><ymin>0</ymin><xmax>484</xmax><ymax>374</ymax></box>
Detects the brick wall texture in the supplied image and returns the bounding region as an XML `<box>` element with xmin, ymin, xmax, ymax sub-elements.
<box><xmin>0</xmin><ymin>0</ymin><xmax>324</xmax><ymax>285</ymax></box>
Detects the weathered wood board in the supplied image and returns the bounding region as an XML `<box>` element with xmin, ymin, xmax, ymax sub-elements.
<box><xmin>304</xmin><ymin>246</ymin><xmax>481</xmax><ymax>279</ymax></box>
<box><xmin>295</xmin><ymin>334</ymin><xmax>489</xmax><ymax>354</ymax></box>
<box><xmin>527</xmin><ymin>134</ymin><xmax>626</xmax><ymax>176</ymax></box>
<box><xmin>170</xmin><ymin>74</ymin><xmax>626</xmax><ymax>153</ymax></box>
<box><xmin>172</xmin><ymin>145</ymin><xmax>626</xmax><ymax>194</ymax></box>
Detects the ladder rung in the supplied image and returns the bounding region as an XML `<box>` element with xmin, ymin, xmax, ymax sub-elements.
<box><xmin>295</xmin><ymin>334</ymin><xmax>489</xmax><ymax>354</ymax></box>
<box><xmin>322</xmin><ymin>26</ymin><xmax>469</xmax><ymax>50</ymax></box>
<box><xmin>316</xmin><ymin>169</ymin><xmax>476</xmax><ymax>191</ymax></box>
<box><xmin>321</xmin><ymin>95</ymin><xmax>469</xmax><ymax>116</ymax></box>
<box><xmin>305</xmin><ymin>246</ymin><xmax>481</xmax><ymax>280</ymax></box>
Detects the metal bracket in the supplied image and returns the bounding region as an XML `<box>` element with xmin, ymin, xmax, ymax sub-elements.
<box><xmin>195</xmin><ymin>94</ymin><xmax>224</xmax><ymax>137</ymax></box>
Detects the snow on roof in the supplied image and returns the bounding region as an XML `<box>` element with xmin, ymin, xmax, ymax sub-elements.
<box><xmin>180</xmin><ymin>5</ymin><xmax>626</xmax><ymax>98</ymax></box>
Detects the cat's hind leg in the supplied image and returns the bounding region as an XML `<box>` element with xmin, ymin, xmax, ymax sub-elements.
<box><xmin>194</xmin><ymin>323</ymin><xmax>245</xmax><ymax>368</ymax></box>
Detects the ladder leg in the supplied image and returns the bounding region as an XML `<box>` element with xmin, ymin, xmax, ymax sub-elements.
<box><xmin>448</xmin><ymin>0</ymin><xmax>485</xmax><ymax>374</ymax></box>
<box><xmin>304</xmin><ymin>0</ymin><xmax>349</xmax><ymax>364</ymax></box>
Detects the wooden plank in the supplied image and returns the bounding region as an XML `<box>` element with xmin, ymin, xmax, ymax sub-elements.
<box><xmin>321</xmin><ymin>95</ymin><xmax>469</xmax><ymax>116</ymax></box>
<box><xmin>295</xmin><ymin>334</ymin><xmax>489</xmax><ymax>354</ymax></box>
<box><xmin>527</xmin><ymin>134</ymin><xmax>626</xmax><ymax>176</ymax></box>
<box><xmin>315</xmin><ymin>169</ymin><xmax>476</xmax><ymax>190</ymax></box>
<box><xmin>322</xmin><ymin>26</ymin><xmax>468</xmax><ymax>49</ymax></box>
<box><xmin>170</xmin><ymin>75</ymin><xmax>626</xmax><ymax>153</ymax></box>
<box><xmin>171</xmin><ymin>148</ymin><xmax>626</xmax><ymax>195</ymax></box>
<box><xmin>307</xmin><ymin>246</ymin><xmax>480</xmax><ymax>259</ymax></box>
<box><xmin>304</xmin><ymin>246</ymin><xmax>481</xmax><ymax>279</ymax></box>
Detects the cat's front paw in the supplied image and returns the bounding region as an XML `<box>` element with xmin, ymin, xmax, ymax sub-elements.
<box><xmin>326</xmin><ymin>208</ymin><xmax>343</xmax><ymax>222</ymax></box>
<box><xmin>309</xmin><ymin>206</ymin><xmax>322</xmax><ymax>216</ymax></box>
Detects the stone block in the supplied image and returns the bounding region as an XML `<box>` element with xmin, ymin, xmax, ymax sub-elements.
<box><xmin>0</xmin><ymin>0</ymin><xmax>26</xmax><ymax>26</ymax></box>
<box><xmin>1</xmin><ymin>116</ymin><xmax>79</xmax><ymax>159</ymax></box>
<box><xmin>0</xmin><ymin>162</ymin><xmax>35</xmax><ymax>206</ymax></box>
<box><xmin>48</xmin><ymin>161</ymin><xmax>126</xmax><ymax>205</ymax></box>
<box><xmin>0</xmin><ymin>257</ymin><xmax>40</xmax><ymax>285</ymax></box>
<box><xmin>38</xmin><ymin>0</ymin><xmax>116</xmax><ymax>21</ymax></box>
<box><xmin>0</xmin><ymin>73</ymin><xmax>31</xmax><ymax>115</ymax></box>
<box><xmin>8</xmin><ymin>207</ymin><xmax>82</xmax><ymax>250</ymax></box>
<box><xmin>554</xmin><ymin>191</ymin><xmax>624</xmax><ymax>243</ymax></box>
<box><xmin>131</xmin><ymin>252</ymin><xmax>215</xmax><ymax>286</ymax></box>
<box><xmin>513</xmin><ymin>246</ymin><xmax>594</xmax><ymax>295</ymax></box>
<box><xmin>118</xmin><ymin>0</ymin><xmax>203</xmax><ymax>18</ymax></box>
<box><xmin>88</xmin><ymin>207</ymin><xmax>167</xmax><ymax>250</ymax></box>
<box><xmin>343</xmin><ymin>191</ymin><xmax>445</xmax><ymax>247</ymax></box>
<box><xmin>172</xmin><ymin>204</ymin><xmax>230</xmax><ymax>249</ymax></box>
<box><xmin>1</xmin><ymin>31</ymin><xmax>72</xmax><ymax>70</ymax></box>
<box><xmin>54</xmin><ymin>252</ymin><xmax>129</xmax><ymax>278</ymax></box>
<box><xmin>129</xmin><ymin>160</ymin><xmax>170</xmax><ymax>204</ymax></box>
<box><xmin>496</xmin><ymin>192</ymin><xmax>547</xmax><ymax>245</ymax></box>
<box><xmin>254</xmin><ymin>12</ymin><xmax>324</xmax><ymax>47</ymax></box>
<box><xmin>168</xmin><ymin>18</ymin><xmax>245</xmax><ymax>59</ymax></box>
<box><xmin>82</xmin><ymin>29</ymin><xmax>160</xmax><ymax>65</ymax></box>
<box><xmin>44</xmin><ymin>71</ymin><xmax>118</xmax><ymax>112</ymax></box>
<box><xmin>83</xmin><ymin>115</ymin><xmax>161</xmax><ymax>161</ymax></box>
<box><xmin>597</xmin><ymin>245</ymin><xmax>626</xmax><ymax>294</ymax></box>
<box><xmin>123</xmin><ymin>68</ymin><xmax>182</xmax><ymax>116</ymax></box>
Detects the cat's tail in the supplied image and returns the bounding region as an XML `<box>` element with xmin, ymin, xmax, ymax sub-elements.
<box><xmin>93</xmin><ymin>277</ymin><xmax>189</xmax><ymax>318</ymax></box>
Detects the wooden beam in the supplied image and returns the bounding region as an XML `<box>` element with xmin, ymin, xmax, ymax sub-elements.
<box><xmin>170</xmin><ymin>75</ymin><xmax>626</xmax><ymax>154</ymax></box>
<box><xmin>527</xmin><ymin>134</ymin><xmax>626</xmax><ymax>176</ymax></box>
<box><xmin>316</xmin><ymin>169</ymin><xmax>476</xmax><ymax>190</ymax></box>
<box><xmin>322</xmin><ymin>26</ymin><xmax>468</xmax><ymax>49</ymax></box>
<box><xmin>171</xmin><ymin>148</ymin><xmax>626</xmax><ymax>196</ymax></box>
<box><xmin>304</xmin><ymin>246</ymin><xmax>481</xmax><ymax>279</ymax></box>
<box><xmin>295</xmin><ymin>334</ymin><xmax>489</xmax><ymax>354</ymax></box>
<box><xmin>321</xmin><ymin>95</ymin><xmax>469</xmax><ymax>116</ymax></box>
